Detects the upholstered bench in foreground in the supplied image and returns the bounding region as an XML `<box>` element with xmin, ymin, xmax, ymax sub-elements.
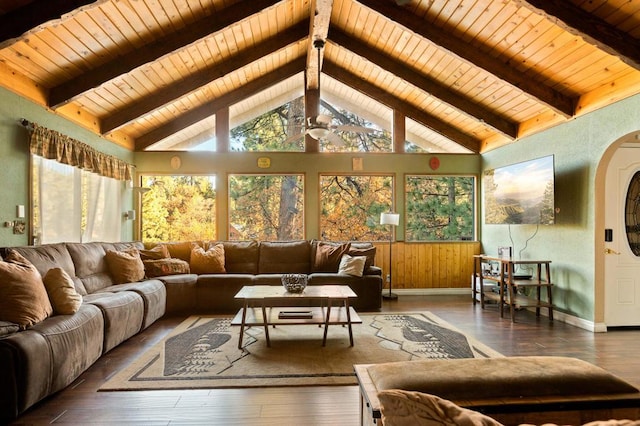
<box><xmin>354</xmin><ymin>356</ymin><xmax>640</xmax><ymax>425</ymax></box>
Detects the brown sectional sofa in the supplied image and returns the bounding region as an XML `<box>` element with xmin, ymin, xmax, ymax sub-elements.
<box><xmin>158</xmin><ymin>240</ymin><xmax>383</xmax><ymax>314</ymax></box>
<box><xmin>0</xmin><ymin>239</ymin><xmax>381</xmax><ymax>422</ymax></box>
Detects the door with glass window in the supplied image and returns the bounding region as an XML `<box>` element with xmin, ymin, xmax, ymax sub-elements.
<box><xmin>604</xmin><ymin>146</ymin><xmax>640</xmax><ymax>326</ymax></box>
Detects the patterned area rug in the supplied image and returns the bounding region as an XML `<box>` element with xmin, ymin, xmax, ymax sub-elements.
<box><xmin>100</xmin><ymin>312</ymin><xmax>502</xmax><ymax>390</ymax></box>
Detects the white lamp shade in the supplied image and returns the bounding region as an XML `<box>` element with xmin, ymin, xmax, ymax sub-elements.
<box><xmin>380</xmin><ymin>212</ymin><xmax>400</xmax><ymax>226</ymax></box>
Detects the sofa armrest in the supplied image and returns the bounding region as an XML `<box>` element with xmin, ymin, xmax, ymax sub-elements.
<box><xmin>365</xmin><ymin>266</ymin><xmax>382</xmax><ymax>276</ymax></box>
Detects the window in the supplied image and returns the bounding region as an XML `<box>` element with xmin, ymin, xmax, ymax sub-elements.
<box><xmin>405</xmin><ymin>175</ymin><xmax>475</xmax><ymax>241</ymax></box>
<box><xmin>229</xmin><ymin>92</ymin><xmax>304</xmax><ymax>151</ymax></box>
<box><xmin>319</xmin><ymin>175</ymin><xmax>393</xmax><ymax>241</ymax></box>
<box><xmin>228</xmin><ymin>174</ymin><xmax>304</xmax><ymax>240</ymax></box>
<box><xmin>32</xmin><ymin>156</ymin><xmax>123</xmax><ymax>243</ymax></box>
<box><xmin>140</xmin><ymin>175</ymin><xmax>217</xmax><ymax>242</ymax></box>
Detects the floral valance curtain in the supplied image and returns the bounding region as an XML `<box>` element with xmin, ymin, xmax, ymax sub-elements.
<box><xmin>28</xmin><ymin>123</ymin><xmax>133</xmax><ymax>181</ymax></box>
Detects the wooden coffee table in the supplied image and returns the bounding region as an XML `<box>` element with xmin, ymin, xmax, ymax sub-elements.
<box><xmin>231</xmin><ymin>285</ymin><xmax>361</xmax><ymax>349</ymax></box>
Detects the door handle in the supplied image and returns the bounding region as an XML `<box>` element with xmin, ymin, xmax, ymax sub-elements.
<box><xmin>604</xmin><ymin>248</ymin><xmax>621</xmax><ymax>255</ymax></box>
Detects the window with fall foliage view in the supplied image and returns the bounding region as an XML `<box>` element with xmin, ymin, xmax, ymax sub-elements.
<box><xmin>405</xmin><ymin>175</ymin><xmax>475</xmax><ymax>241</ymax></box>
<box><xmin>319</xmin><ymin>175</ymin><xmax>393</xmax><ymax>241</ymax></box>
<box><xmin>228</xmin><ymin>174</ymin><xmax>304</xmax><ymax>240</ymax></box>
<box><xmin>140</xmin><ymin>175</ymin><xmax>217</xmax><ymax>242</ymax></box>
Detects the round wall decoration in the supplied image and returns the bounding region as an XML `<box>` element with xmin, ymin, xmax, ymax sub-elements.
<box><xmin>170</xmin><ymin>156</ymin><xmax>182</xmax><ymax>170</ymax></box>
<box><xmin>429</xmin><ymin>156</ymin><xmax>440</xmax><ymax>170</ymax></box>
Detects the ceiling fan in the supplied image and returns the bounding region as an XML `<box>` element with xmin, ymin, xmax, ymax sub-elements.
<box><xmin>305</xmin><ymin>39</ymin><xmax>375</xmax><ymax>146</ymax></box>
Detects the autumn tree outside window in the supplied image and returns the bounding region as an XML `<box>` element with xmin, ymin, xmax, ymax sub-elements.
<box><xmin>319</xmin><ymin>175</ymin><xmax>393</xmax><ymax>241</ymax></box>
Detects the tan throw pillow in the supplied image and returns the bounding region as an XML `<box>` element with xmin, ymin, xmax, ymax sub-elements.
<box><xmin>0</xmin><ymin>250</ymin><xmax>53</xmax><ymax>328</ymax></box>
<box><xmin>143</xmin><ymin>258</ymin><xmax>190</xmax><ymax>278</ymax></box>
<box><xmin>338</xmin><ymin>254</ymin><xmax>367</xmax><ymax>277</ymax></box>
<box><xmin>190</xmin><ymin>243</ymin><xmax>226</xmax><ymax>274</ymax></box>
<box><xmin>105</xmin><ymin>249</ymin><xmax>145</xmax><ymax>284</ymax></box>
<box><xmin>378</xmin><ymin>389</ymin><xmax>503</xmax><ymax>426</ymax></box>
<box><xmin>43</xmin><ymin>267</ymin><xmax>82</xmax><ymax>315</ymax></box>
<box><xmin>139</xmin><ymin>244</ymin><xmax>170</xmax><ymax>260</ymax></box>
<box><xmin>313</xmin><ymin>242</ymin><xmax>351</xmax><ymax>272</ymax></box>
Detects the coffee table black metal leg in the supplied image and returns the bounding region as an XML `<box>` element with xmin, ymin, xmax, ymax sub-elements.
<box><xmin>345</xmin><ymin>299</ymin><xmax>354</xmax><ymax>346</ymax></box>
<box><xmin>238</xmin><ymin>301</ymin><xmax>248</xmax><ymax>349</ymax></box>
<box><xmin>261</xmin><ymin>302</ymin><xmax>270</xmax><ymax>347</ymax></box>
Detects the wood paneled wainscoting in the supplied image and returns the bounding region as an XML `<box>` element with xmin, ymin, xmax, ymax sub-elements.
<box><xmin>373</xmin><ymin>241</ymin><xmax>481</xmax><ymax>292</ymax></box>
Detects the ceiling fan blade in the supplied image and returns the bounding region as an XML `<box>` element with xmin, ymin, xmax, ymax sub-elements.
<box><xmin>326</xmin><ymin>132</ymin><xmax>345</xmax><ymax>147</ymax></box>
<box><xmin>316</xmin><ymin>114</ymin><xmax>332</xmax><ymax>124</ymax></box>
<box><xmin>334</xmin><ymin>125</ymin><xmax>375</xmax><ymax>133</ymax></box>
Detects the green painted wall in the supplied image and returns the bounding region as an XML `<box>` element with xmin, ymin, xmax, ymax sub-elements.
<box><xmin>0</xmin><ymin>87</ymin><xmax>135</xmax><ymax>246</ymax></box>
<box><xmin>480</xmin><ymin>93</ymin><xmax>640</xmax><ymax>322</ymax></box>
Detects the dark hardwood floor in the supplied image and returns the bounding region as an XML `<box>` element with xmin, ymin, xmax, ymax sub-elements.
<box><xmin>10</xmin><ymin>295</ymin><xmax>640</xmax><ymax>425</ymax></box>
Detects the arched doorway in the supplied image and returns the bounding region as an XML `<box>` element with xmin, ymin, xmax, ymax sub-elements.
<box><xmin>595</xmin><ymin>131</ymin><xmax>640</xmax><ymax>328</ymax></box>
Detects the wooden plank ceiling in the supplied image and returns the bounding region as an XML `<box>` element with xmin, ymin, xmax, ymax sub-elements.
<box><xmin>0</xmin><ymin>0</ymin><xmax>639</xmax><ymax>153</ymax></box>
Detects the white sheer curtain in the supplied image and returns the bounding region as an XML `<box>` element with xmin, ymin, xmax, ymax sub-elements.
<box><xmin>83</xmin><ymin>170</ymin><xmax>122</xmax><ymax>242</ymax></box>
<box><xmin>35</xmin><ymin>156</ymin><xmax>82</xmax><ymax>244</ymax></box>
<box><xmin>33</xmin><ymin>155</ymin><xmax>123</xmax><ymax>244</ymax></box>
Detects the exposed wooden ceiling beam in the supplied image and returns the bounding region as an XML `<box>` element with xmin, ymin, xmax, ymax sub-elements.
<box><xmin>0</xmin><ymin>0</ymin><xmax>98</xmax><ymax>45</ymax></box>
<box><xmin>329</xmin><ymin>27</ymin><xmax>518</xmax><ymax>140</ymax></box>
<box><xmin>357</xmin><ymin>0</ymin><xmax>575</xmax><ymax>118</ymax></box>
<box><xmin>135</xmin><ymin>57</ymin><xmax>306</xmax><ymax>151</ymax></box>
<box><xmin>48</xmin><ymin>0</ymin><xmax>282</xmax><ymax>109</ymax></box>
<box><xmin>101</xmin><ymin>21</ymin><xmax>309</xmax><ymax>134</ymax></box>
<box><xmin>323</xmin><ymin>60</ymin><xmax>480</xmax><ymax>153</ymax></box>
<box><xmin>306</xmin><ymin>0</ymin><xmax>333</xmax><ymax>90</ymax></box>
<box><xmin>515</xmin><ymin>0</ymin><xmax>640</xmax><ymax>71</ymax></box>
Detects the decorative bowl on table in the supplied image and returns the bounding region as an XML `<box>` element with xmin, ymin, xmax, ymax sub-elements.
<box><xmin>281</xmin><ymin>273</ymin><xmax>308</xmax><ymax>293</ymax></box>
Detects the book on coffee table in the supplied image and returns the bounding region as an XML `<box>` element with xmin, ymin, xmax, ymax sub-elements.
<box><xmin>278</xmin><ymin>310</ymin><xmax>313</xmax><ymax>319</ymax></box>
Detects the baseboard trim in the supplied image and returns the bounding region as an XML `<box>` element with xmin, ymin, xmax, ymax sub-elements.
<box><xmin>385</xmin><ymin>288</ymin><xmax>602</xmax><ymax>333</ymax></box>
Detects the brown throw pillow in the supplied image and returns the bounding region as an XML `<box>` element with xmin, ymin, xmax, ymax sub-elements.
<box><xmin>143</xmin><ymin>258</ymin><xmax>190</xmax><ymax>277</ymax></box>
<box><xmin>105</xmin><ymin>249</ymin><xmax>145</xmax><ymax>284</ymax></box>
<box><xmin>190</xmin><ymin>243</ymin><xmax>226</xmax><ymax>274</ymax></box>
<box><xmin>139</xmin><ymin>244</ymin><xmax>170</xmax><ymax>260</ymax></box>
<box><xmin>313</xmin><ymin>242</ymin><xmax>351</xmax><ymax>272</ymax></box>
<box><xmin>0</xmin><ymin>250</ymin><xmax>53</xmax><ymax>328</ymax></box>
<box><xmin>348</xmin><ymin>245</ymin><xmax>377</xmax><ymax>270</ymax></box>
<box><xmin>43</xmin><ymin>267</ymin><xmax>82</xmax><ymax>315</ymax></box>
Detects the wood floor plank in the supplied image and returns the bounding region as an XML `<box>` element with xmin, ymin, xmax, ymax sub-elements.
<box><xmin>9</xmin><ymin>295</ymin><xmax>640</xmax><ymax>425</ymax></box>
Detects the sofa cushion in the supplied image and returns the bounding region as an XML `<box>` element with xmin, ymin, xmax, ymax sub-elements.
<box><xmin>190</xmin><ymin>244</ymin><xmax>226</xmax><ymax>274</ymax></box>
<box><xmin>338</xmin><ymin>254</ymin><xmax>367</xmax><ymax>277</ymax></box>
<box><xmin>65</xmin><ymin>242</ymin><xmax>113</xmax><ymax>293</ymax></box>
<box><xmin>143</xmin><ymin>258</ymin><xmax>190</xmax><ymax>277</ymax></box>
<box><xmin>259</xmin><ymin>240</ymin><xmax>311</xmax><ymax>274</ymax></box>
<box><xmin>378</xmin><ymin>389</ymin><xmax>502</xmax><ymax>426</ymax></box>
<box><xmin>105</xmin><ymin>249</ymin><xmax>145</xmax><ymax>284</ymax></box>
<box><xmin>313</xmin><ymin>241</ymin><xmax>351</xmax><ymax>272</ymax></box>
<box><xmin>0</xmin><ymin>251</ymin><xmax>53</xmax><ymax>329</ymax></box>
<box><xmin>43</xmin><ymin>268</ymin><xmax>82</xmax><ymax>315</ymax></box>
<box><xmin>9</xmin><ymin>243</ymin><xmax>86</xmax><ymax>295</ymax></box>
<box><xmin>222</xmin><ymin>241</ymin><xmax>259</xmax><ymax>274</ymax></box>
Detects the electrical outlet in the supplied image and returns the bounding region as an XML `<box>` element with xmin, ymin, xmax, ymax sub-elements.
<box><xmin>386</xmin><ymin>274</ymin><xmax>390</xmax><ymax>283</ymax></box>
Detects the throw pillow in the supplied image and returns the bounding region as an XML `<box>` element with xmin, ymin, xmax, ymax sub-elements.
<box><xmin>338</xmin><ymin>254</ymin><xmax>367</xmax><ymax>277</ymax></box>
<box><xmin>105</xmin><ymin>249</ymin><xmax>145</xmax><ymax>284</ymax></box>
<box><xmin>143</xmin><ymin>258</ymin><xmax>190</xmax><ymax>277</ymax></box>
<box><xmin>0</xmin><ymin>250</ymin><xmax>53</xmax><ymax>328</ymax></box>
<box><xmin>378</xmin><ymin>389</ymin><xmax>503</xmax><ymax>426</ymax></box>
<box><xmin>190</xmin><ymin>243</ymin><xmax>226</xmax><ymax>274</ymax></box>
<box><xmin>313</xmin><ymin>242</ymin><xmax>351</xmax><ymax>272</ymax></box>
<box><xmin>348</xmin><ymin>245</ymin><xmax>377</xmax><ymax>270</ymax></box>
<box><xmin>43</xmin><ymin>267</ymin><xmax>83</xmax><ymax>315</ymax></box>
<box><xmin>139</xmin><ymin>244</ymin><xmax>170</xmax><ymax>260</ymax></box>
